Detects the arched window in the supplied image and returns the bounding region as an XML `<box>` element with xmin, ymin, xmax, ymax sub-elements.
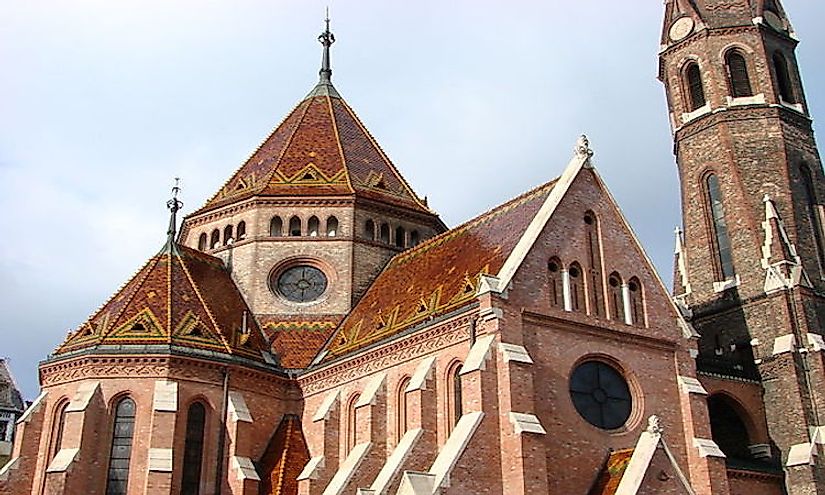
<box><xmin>270</xmin><ymin>216</ymin><xmax>283</xmax><ymax>237</ymax></box>
<box><xmin>49</xmin><ymin>400</ymin><xmax>69</xmax><ymax>461</ymax></box>
<box><xmin>380</xmin><ymin>223</ymin><xmax>390</xmax><ymax>244</ymax></box>
<box><xmin>447</xmin><ymin>362</ymin><xmax>463</xmax><ymax>433</ymax></box>
<box><xmin>223</xmin><ymin>225</ymin><xmax>234</xmax><ymax>245</ymax></box>
<box><xmin>106</xmin><ymin>397</ymin><xmax>136</xmax><ymax>495</ymax></box>
<box><xmin>181</xmin><ymin>402</ymin><xmax>207</xmax><ymax>495</ymax></box>
<box><xmin>568</xmin><ymin>262</ymin><xmax>585</xmax><ymax>313</ymax></box>
<box><xmin>801</xmin><ymin>165</ymin><xmax>825</xmax><ymax>271</ymax></box>
<box><xmin>548</xmin><ymin>258</ymin><xmax>563</xmax><ymax>308</ymax></box>
<box><xmin>685</xmin><ymin>62</ymin><xmax>706</xmax><ymax>111</ymax></box>
<box><xmin>364</xmin><ymin>219</ymin><xmax>376</xmax><ymax>240</ymax></box>
<box><xmin>326</xmin><ymin>216</ymin><xmax>339</xmax><ymax>237</ymax></box>
<box><xmin>197</xmin><ymin>233</ymin><xmax>207</xmax><ymax>251</ymax></box>
<box><xmin>210</xmin><ymin>229</ymin><xmax>220</xmax><ymax>249</ymax></box>
<box><xmin>345</xmin><ymin>394</ymin><xmax>360</xmax><ymax>454</ymax></box>
<box><xmin>706</xmin><ymin>174</ymin><xmax>736</xmax><ymax>280</ymax></box>
<box><xmin>236</xmin><ymin>221</ymin><xmax>246</xmax><ymax>241</ymax></box>
<box><xmin>308</xmin><ymin>216</ymin><xmax>320</xmax><ymax>237</ymax></box>
<box><xmin>628</xmin><ymin>277</ymin><xmax>644</xmax><ymax>327</ymax></box>
<box><xmin>396</xmin><ymin>377</ymin><xmax>411</xmax><ymax>444</ymax></box>
<box><xmin>725</xmin><ymin>51</ymin><xmax>753</xmax><ymax>98</ymax></box>
<box><xmin>584</xmin><ymin>212</ymin><xmax>604</xmax><ymax>317</ymax></box>
<box><xmin>410</xmin><ymin>230</ymin><xmax>420</xmax><ymax>246</ymax></box>
<box><xmin>608</xmin><ymin>272</ymin><xmax>625</xmax><ymax>322</ymax></box>
<box><xmin>289</xmin><ymin>216</ymin><xmax>302</xmax><ymax>237</ymax></box>
<box><xmin>395</xmin><ymin>226</ymin><xmax>406</xmax><ymax>248</ymax></box>
<box><xmin>707</xmin><ymin>395</ymin><xmax>753</xmax><ymax>460</ymax></box>
<box><xmin>773</xmin><ymin>52</ymin><xmax>796</xmax><ymax>103</ymax></box>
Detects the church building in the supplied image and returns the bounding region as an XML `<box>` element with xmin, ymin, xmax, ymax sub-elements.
<box><xmin>1</xmin><ymin>0</ymin><xmax>824</xmax><ymax>494</ymax></box>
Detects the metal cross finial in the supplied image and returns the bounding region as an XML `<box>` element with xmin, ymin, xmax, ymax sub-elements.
<box><xmin>318</xmin><ymin>8</ymin><xmax>335</xmax><ymax>84</ymax></box>
<box><xmin>165</xmin><ymin>178</ymin><xmax>183</xmax><ymax>250</ymax></box>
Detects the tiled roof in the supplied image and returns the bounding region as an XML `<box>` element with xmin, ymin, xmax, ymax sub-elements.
<box><xmin>259</xmin><ymin>315</ymin><xmax>342</xmax><ymax>369</ymax></box>
<box><xmin>588</xmin><ymin>448</ymin><xmax>635</xmax><ymax>495</ymax></box>
<box><xmin>54</xmin><ymin>244</ymin><xmax>270</xmax><ymax>362</ymax></box>
<box><xmin>193</xmin><ymin>84</ymin><xmax>432</xmax><ymax>216</ymax></box>
<box><xmin>258</xmin><ymin>414</ymin><xmax>310</xmax><ymax>495</ymax></box>
<box><xmin>320</xmin><ymin>179</ymin><xmax>558</xmax><ymax>362</ymax></box>
<box><xmin>0</xmin><ymin>360</ymin><xmax>25</xmax><ymax>412</ymax></box>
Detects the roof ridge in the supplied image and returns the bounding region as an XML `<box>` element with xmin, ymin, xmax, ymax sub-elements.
<box><xmin>325</xmin><ymin>94</ymin><xmax>356</xmax><ymax>194</ymax></box>
<box><xmin>391</xmin><ymin>178</ymin><xmax>559</xmax><ymax>265</ymax></box>
<box><xmin>177</xmin><ymin>254</ymin><xmax>235</xmax><ymax>354</ymax></box>
<box><xmin>338</xmin><ymin>98</ymin><xmax>430</xmax><ymax>211</ymax></box>
<box><xmin>100</xmin><ymin>255</ymin><xmax>164</xmax><ymax>340</ymax></box>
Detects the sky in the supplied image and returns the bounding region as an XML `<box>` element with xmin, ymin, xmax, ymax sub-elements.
<box><xmin>2</xmin><ymin>1</ymin><xmax>824</xmax><ymax>399</ymax></box>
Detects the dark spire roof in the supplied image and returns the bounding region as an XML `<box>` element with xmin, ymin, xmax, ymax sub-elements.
<box><xmin>162</xmin><ymin>178</ymin><xmax>182</xmax><ymax>255</ymax></box>
<box><xmin>307</xmin><ymin>11</ymin><xmax>340</xmax><ymax>99</ymax></box>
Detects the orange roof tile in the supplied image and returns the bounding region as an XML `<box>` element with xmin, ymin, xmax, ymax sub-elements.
<box><xmin>259</xmin><ymin>315</ymin><xmax>342</xmax><ymax>369</ymax></box>
<box><xmin>258</xmin><ymin>414</ymin><xmax>310</xmax><ymax>495</ymax></box>
<box><xmin>320</xmin><ymin>179</ymin><xmax>558</xmax><ymax>362</ymax></box>
<box><xmin>193</xmin><ymin>85</ymin><xmax>432</xmax><ymax>216</ymax></box>
<box><xmin>588</xmin><ymin>449</ymin><xmax>635</xmax><ymax>495</ymax></box>
<box><xmin>55</xmin><ymin>244</ymin><xmax>269</xmax><ymax>362</ymax></box>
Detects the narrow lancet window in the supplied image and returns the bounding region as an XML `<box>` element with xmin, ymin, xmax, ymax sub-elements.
<box><xmin>447</xmin><ymin>362</ymin><xmax>463</xmax><ymax>432</ymax></box>
<box><xmin>210</xmin><ymin>229</ymin><xmax>220</xmax><ymax>249</ymax></box>
<box><xmin>395</xmin><ymin>226</ymin><xmax>406</xmax><ymax>248</ymax></box>
<box><xmin>223</xmin><ymin>225</ymin><xmax>233</xmax><ymax>245</ymax></box>
<box><xmin>364</xmin><ymin>220</ymin><xmax>375</xmax><ymax>240</ymax></box>
<box><xmin>236</xmin><ymin>221</ymin><xmax>246</xmax><ymax>240</ymax></box>
<box><xmin>548</xmin><ymin>258</ymin><xmax>563</xmax><ymax>308</ymax></box>
<box><xmin>801</xmin><ymin>165</ymin><xmax>825</xmax><ymax>271</ymax></box>
<box><xmin>308</xmin><ymin>216</ymin><xmax>320</xmax><ymax>237</ymax></box>
<box><xmin>773</xmin><ymin>52</ymin><xmax>796</xmax><ymax>103</ymax></box>
<box><xmin>584</xmin><ymin>212</ymin><xmax>604</xmax><ymax>316</ymax></box>
<box><xmin>396</xmin><ymin>377</ymin><xmax>410</xmax><ymax>444</ymax></box>
<box><xmin>685</xmin><ymin>62</ymin><xmax>706</xmax><ymax>111</ymax></box>
<box><xmin>568</xmin><ymin>262</ymin><xmax>585</xmax><ymax>313</ymax></box>
<box><xmin>106</xmin><ymin>397</ymin><xmax>136</xmax><ymax>495</ymax></box>
<box><xmin>380</xmin><ymin>223</ymin><xmax>390</xmax><ymax>244</ymax></box>
<box><xmin>182</xmin><ymin>402</ymin><xmax>206</xmax><ymax>495</ymax></box>
<box><xmin>198</xmin><ymin>233</ymin><xmax>207</xmax><ymax>251</ymax></box>
<box><xmin>289</xmin><ymin>216</ymin><xmax>302</xmax><ymax>237</ymax></box>
<box><xmin>628</xmin><ymin>277</ymin><xmax>644</xmax><ymax>327</ymax></box>
<box><xmin>270</xmin><ymin>216</ymin><xmax>283</xmax><ymax>237</ymax></box>
<box><xmin>608</xmin><ymin>272</ymin><xmax>625</xmax><ymax>322</ymax></box>
<box><xmin>326</xmin><ymin>216</ymin><xmax>338</xmax><ymax>237</ymax></box>
<box><xmin>726</xmin><ymin>51</ymin><xmax>753</xmax><ymax>98</ymax></box>
<box><xmin>706</xmin><ymin>174</ymin><xmax>736</xmax><ymax>280</ymax></box>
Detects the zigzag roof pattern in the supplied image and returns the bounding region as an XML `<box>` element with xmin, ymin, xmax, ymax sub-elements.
<box><xmin>193</xmin><ymin>82</ymin><xmax>432</xmax><ymax>216</ymax></box>
<box><xmin>319</xmin><ymin>178</ymin><xmax>558</xmax><ymax>362</ymax></box>
<box><xmin>55</xmin><ymin>243</ymin><xmax>270</xmax><ymax>362</ymax></box>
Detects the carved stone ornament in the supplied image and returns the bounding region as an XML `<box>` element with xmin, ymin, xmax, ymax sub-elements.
<box><xmin>669</xmin><ymin>17</ymin><xmax>695</xmax><ymax>42</ymax></box>
<box><xmin>646</xmin><ymin>414</ymin><xmax>664</xmax><ymax>435</ymax></box>
<box><xmin>575</xmin><ymin>135</ymin><xmax>593</xmax><ymax>158</ymax></box>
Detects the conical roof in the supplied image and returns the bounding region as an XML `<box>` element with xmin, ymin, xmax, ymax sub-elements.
<box><xmin>193</xmin><ymin>21</ymin><xmax>432</xmax><ymax>216</ymax></box>
<box><xmin>54</xmin><ymin>243</ymin><xmax>271</xmax><ymax>363</ymax></box>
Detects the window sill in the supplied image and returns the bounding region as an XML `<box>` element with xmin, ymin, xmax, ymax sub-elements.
<box><xmin>713</xmin><ymin>276</ymin><xmax>741</xmax><ymax>293</ymax></box>
<box><xmin>681</xmin><ymin>103</ymin><xmax>712</xmax><ymax>124</ymax></box>
<box><xmin>726</xmin><ymin>94</ymin><xmax>765</xmax><ymax>107</ymax></box>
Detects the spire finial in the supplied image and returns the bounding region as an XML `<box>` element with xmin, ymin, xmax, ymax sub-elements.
<box><xmin>164</xmin><ymin>178</ymin><xmax>183</xmax><ymax>252</ymax></box>
<box><xmin>318</xmin><ymin>8</ymin><xmax>335</xmax><ymax>84</ymax></box>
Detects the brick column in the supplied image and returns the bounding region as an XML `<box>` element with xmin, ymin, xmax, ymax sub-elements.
<box><xmin>298</xmin><ymin>391</ymin><xmax>340</xmax><ymax>495</ymax></box>
<box><xmin>143</xmin><ymin>380</ymin><xmax>178</xmax><ymax>493</ymax></box>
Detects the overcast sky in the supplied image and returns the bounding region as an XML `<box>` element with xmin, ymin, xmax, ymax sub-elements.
<box><xmin>2</xmin><ymin>1</ymin><xmax>824</xmax><ymax>399</ymax></box>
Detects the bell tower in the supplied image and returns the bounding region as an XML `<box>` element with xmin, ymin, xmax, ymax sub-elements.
<box><xmin>660</xmin><ymin>1</ymin><xmax>825</xmax><ymax>493</ymax></box>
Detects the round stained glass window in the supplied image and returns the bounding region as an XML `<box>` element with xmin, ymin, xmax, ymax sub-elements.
<box><xmin>274</xmin><ymin>265</ymin><xmax>328</xmax><ymax>303</ymax></box>
<box><xmin>569</xmin><ymin>361</ymin><xmax>632</xmax><ymax>430</ymax></box>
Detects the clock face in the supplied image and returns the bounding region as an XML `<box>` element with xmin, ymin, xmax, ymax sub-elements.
<box><xmin>669</xmin><ymin>17</ymin><xmax>695</xmax><ymax>42</ymax></box>
<box><xmin>274</xmin><ymin>265</ymin><xmax>328</xmax><ymax>303</ymax></box>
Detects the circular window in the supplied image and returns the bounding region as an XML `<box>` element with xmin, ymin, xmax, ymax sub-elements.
<box><xmin>273</xmin><ymin>265</ymin><xmax>328</xmax><ymax>303</ymax></box>
<box><xmin>570</xmin><ymin>361</ymin><xmax>632</xmax><ymax>430</ymax></box>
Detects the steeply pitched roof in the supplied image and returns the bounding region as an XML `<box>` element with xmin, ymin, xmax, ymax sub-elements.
<box><xmin>54</xmin><ymin>244</ymin><xmax>270</xmax><ymax>363</ymax></box>
<box><xmin>259</xmin><ymin>315</ymin><xmax>341</xmax><ymax>369</ymax></box>
<box><xmin>258</xmin><ymin>414</ymin><xmax>310</xmax><ymax>495</ymax></box>
<box><xmin>0</xmin><ymin>360</ymin><xmax>25</xmax><ymax>412</ymax></box>
<box><xmin>192</xmin><ymin>85</ymin><xmax>432</xmax><ymax>216</ymax></box>
<box><xmin>319</xmin><ymin>179</ymin><xmax>558</xmax><ymax>362</ymax></box>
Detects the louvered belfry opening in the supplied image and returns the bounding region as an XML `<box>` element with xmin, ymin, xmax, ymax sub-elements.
<box><xmin>726</xmin><ymin>51</ymin><xmax>753</xmax><ymax>98</ymax></box>
<box><xmin>685</xmin><ymin>62</ymin><xmax>706</xmax><ymax>111</ymax></box>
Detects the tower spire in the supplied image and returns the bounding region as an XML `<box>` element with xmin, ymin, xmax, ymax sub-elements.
<box><xmin>318</xmin><ymin>8</ymin><xmax>335</xmax><ymax>84</ymax></box>
<box><xmin>163</xmin><ymin>178</ymin><xmax>183</xmax><ymax>254</ymax></box>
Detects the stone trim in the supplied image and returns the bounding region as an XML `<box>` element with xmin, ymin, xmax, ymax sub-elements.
<box><xmin>66</xmin><ymin>381</ymin><xmax>99</xmax><ymax>412</ymax></box>
<box><xmin>786</xmin><ymin>443</ymin><xmax>815</xmax><ymax>467</ymax></box>
<box><xmin>499</xmin><ymin>343</ymin><xmax>533</xmax><ymax>365</ymax></box>
<box><xmin>430</xmin><ymin>411</ymin><xmax>484</xmax><ymax>490</ymax></box>
<box><xmin>232</xmin><ymin>456</ymin><xmax>260</xmax><ymax>480</ymax></box>
<box><xmin>772</xmin><ymin>334</ymin><xmax>796</xmax><ymax>355</ymax></box>
<box><xmin>694</xmin><ymin>438</ymin><xmax>726</xmax><ymax>458</ymax></box>
<box><xmin>46</xmin><ymin>448</ymin><xmax>79</xmax><ymax>473</ymax></box>
<box><xmin>395</xmin><ymin>471</ymin><xmax>436</xmax><ymax>495</ymax></box>
<box><xmin>152</xmin><ymin>380</ymin><xmax>178</xmax><ymax>412</ymax></box>
<box><xmin>509</xmin><ymin>413</ymin><xmax>546</xmax><ymax>435</ymax></box>
<box><xmin>228</xmin><ymin>391</ymin><xmax>253</xmax><ymax>423</ymax></box>
<box><xmin>354</xmin><ymin>373</ymin><xmax>386</xmax><ymax>408</ymax></box>
<box><xmin>322</xmin><ymin>442</ymin><xmax>371</xmax><ymax>495</ymax></box>
<box><xmin>406</xmin><ymin>356</ymin><xmax>436</xmax><ymax>393</ymax></box>
<box><xmin>16</xmin><ymin>391</ymin><xmax>47</xmax><ymax>425</ymax></box>
<box><xmin>807</xmin><ymin>334</ymin><xmax>825</xmax><ymax>352</ymax></box>
<box><xmin>0</xmin><ymin>457</ymin><xmax>19</xmax><ymax>481</ymax></box>
<box><xmin>297</xmin><ymin>456</ymin><xmax>325</xmax><ymax>481</ymax></box>
<box><xmin>148</xmin><ymin>448</ymin><xmax>173</xmax><ymax>472</ymax></box>
<box><xmin>460</xmin><ymin>334</ymin><xmax>496</xmax><ymax>375</ymax></box>
<box><xmin>678</xmin><ymin>376</ymin><xmax>708</xmax><ymax>395</ymax></box>
<box><xmin>312</xmin><ymin>390</ymin><xmax>340</xmax><ymax>422</ymax></box>
<box><xmin>368</xmin><ymin>428</ymin><xmax>423</xmax><ymax>495</ymax></box>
